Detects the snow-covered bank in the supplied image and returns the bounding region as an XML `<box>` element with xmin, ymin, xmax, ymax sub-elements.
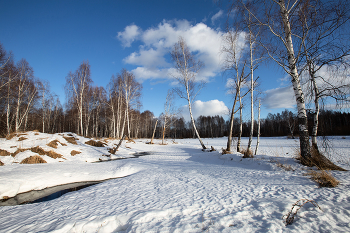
<box><xmin>0</xmin><ymin>133</ymin><xmax>349</xmax><ymax>232</ymax></box>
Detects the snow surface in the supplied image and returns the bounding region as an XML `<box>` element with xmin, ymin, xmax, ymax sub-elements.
<box><xmin>0</xmin><ymin>132</ymin><xmax>349</xmax><ymax>232</ymax></box>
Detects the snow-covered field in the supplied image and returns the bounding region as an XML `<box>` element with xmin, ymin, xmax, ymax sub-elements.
<box><xmin>0</xmin><ymin>132</ymin><xmax>349</xmax><ymax>232</ymax></box>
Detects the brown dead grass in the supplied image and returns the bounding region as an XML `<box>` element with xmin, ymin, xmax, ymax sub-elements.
<box><xmin>70</xmin><ymin>150</ymin><xmax>81</xmax><ymax>156</ymax></box>
<box><xmin>30</xmin><ymin>146</ymin><xmax>46</xmax><ymax>155</ymax></box>
<box><xmin>47</xmin><ymin>140</ymin><xmax>66</xmax><ymax>148</ymax></box>
<box><xmin>306</xmin><ymin>170</ymin><xmax>340</xmax><ymax>187</ymax></box>
<box><xmin>11</xmin><ymin>148</ymin><xmax>29</xmax><ymax>157</ymax></box>
<box><xmin>108</xmin><ymin>147</ymin><xmax>117</xmax><ymax>154</ymax></box>
<box><xmin>63</xmin><ymin>136</ymin><xmax>78</xmax><ymax>145</ymax></box>
<box><xmin>46</xmin><ymin>150</ymin><xmax>64</xmax><ymax>159</ymax></box>
<box><xmin>6</xmin><ymin>133</ymin><xmax>17</xmax><ymax>140</ymax></box>
<box><xmin>30</xmin><ymin>146</ymin><xmax>64</xmax><ymax>159</ymax></box>
<box><xmin>0</xmin><ymin>160</ymin><xmax>4</xmax><ymax>166</ymax></box>
<box><xmin>6</xmin><ymin>133</ymin><xmax>28</xmax><ymax>140</ymax></box>
<box><xmin>20</xmin><ymin>155</ymin><xmax>47</xmax><ymax>164</ymax></box>
<box><xmin>85</xmin><ymin>140</ymin><xmax>106</xmax><ymax>147</ymax></box>
<box><xmin>18</xmin><ymin>136</ymin><xmax>27</xmax><ymax>141</ymax></box>
<box><xmin>295</xmin><ymin>147</ymin><xmax>346</xmax><ymax>171</ymax></box>
<box><xmin>0</xmin><ymin>149</ymin><xmax>11</xmax><ymax>156</ymax></box>
<box><xmin>241</xmin><ymin>149</ymin><xmax>254</xmax><ymax>158</ymax></box>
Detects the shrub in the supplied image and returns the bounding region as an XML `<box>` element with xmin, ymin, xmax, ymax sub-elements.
<box><xmin>283</xmin><ymin>199</ymin><xmax>322</xmax><ymax>226</ymax></box>
<box><xmin>20</xmin><ymin>155</ymin><xmax>47</xmax><ymax>164</ymax></box>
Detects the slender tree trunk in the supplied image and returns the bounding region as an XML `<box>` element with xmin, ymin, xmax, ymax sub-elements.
<box><xmin>237</xmin><ymin>92</ymin><xmax>243</xmax><ymax>152</ymax></box>
<box><xmin>150</xmin><ymin>119</ymin><xmax>158</xmax><ymax>144</ymax></box>
<box><xmin>247</xmin><ymin>19</ymin><xmax>254</xmax><ymax>152</ymax></box>
<box><xmin>162</xmin><ymin>116</ymin><xmax>167</xmax><ymax>144</ymax></box>
<box><xmin>279</xmin><ymin>0</ymin><xmax>311</xmax><ymax>163</ymax></box>
<box><xmin>255</xmin><ymin>100</ymin><xmax>261</xmax><ymax>155</ymax></box>
<box><xmin>227</xmin><ymin>91</ymin><xmax>239</xmax><ymax>152</ymax></box>
<box><xmin>187</xmin><ymin>86</ymin><xmax>206</xmax><ymax>149</ymax></box>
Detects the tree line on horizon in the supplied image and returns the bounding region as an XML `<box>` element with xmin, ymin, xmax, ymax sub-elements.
<box><xmin>0</xmin><ymin>43</ymin><xmax>349</xmax><ymax>140</ymax></box>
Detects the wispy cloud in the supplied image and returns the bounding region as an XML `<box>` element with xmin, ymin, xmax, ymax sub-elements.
<box><xmin>211</xmin><ymin>10</ymin><xmax>223</xmax><ymax>25</ymax></box>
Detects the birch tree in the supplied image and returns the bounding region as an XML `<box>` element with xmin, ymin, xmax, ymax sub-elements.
<box><xmin>230</xmin><ymin>0</ymin><xmax>350</xmax><ymax>164</ymax></box>
<box><xmin>221</xmin><ymin>28</ymin><xmax>249</xmax><ymax>153</ymax></box>
<box><xmin>171</xmin><ymin>37</ymin><xmax>207</xmax><ymax>150</ymax></box>
<box><xmin>160</xmin><ymin>90</ymin><xmax>176</xmax><ymax>145</ymax></box>
<box><xmin>119</xmin><ymin>69</ymin><xmax>142</xmax><ymax>139</ymax></box>
<box><xmin>65</xmin><ymin>61</ymin><xmax>92</xmax><ymax>136</ymax></box>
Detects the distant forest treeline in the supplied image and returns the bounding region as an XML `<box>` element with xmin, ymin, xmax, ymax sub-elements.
<box><xmin>1</xmin><ymin>43</ymin><xmax>349</xmax><ymax>138</ymax></box>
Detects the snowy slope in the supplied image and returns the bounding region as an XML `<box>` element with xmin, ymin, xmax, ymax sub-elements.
<box><xmin>0</xmin><ymin>133</ymin><xmax>349</xmax><ymax>232</ymax></box>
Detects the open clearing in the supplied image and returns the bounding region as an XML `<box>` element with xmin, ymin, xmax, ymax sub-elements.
<box><xmin>0</xmin><ymin>132</ymin><xmax>349</xmax><ymax>232</ymax></box>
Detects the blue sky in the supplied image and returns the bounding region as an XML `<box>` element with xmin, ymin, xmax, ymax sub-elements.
<box><xmin>1</xmin><ymin>0</ymin><xmax>298</xmax><ymax>121</ymax></box>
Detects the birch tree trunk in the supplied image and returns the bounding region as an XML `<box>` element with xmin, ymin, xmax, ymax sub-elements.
<box><xmin>247</xmin><ymin>13</ymin><xmax>254</xmax><ymax>153</ymax></box>
<box><xmin>255</xmin><ymin>99</ymin><xmax>261</xmax><ymax>155</ymax></box>
<box><xmin>278</xmin><ymin>0</ymin><xmax>311</xmax><ymax>162</ymax></box>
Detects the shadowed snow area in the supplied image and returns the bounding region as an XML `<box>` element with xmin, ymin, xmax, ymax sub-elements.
<box><xmin>0</xmin><ymin>133</ymin><xmax>350</xmax><ymax>232</ymax></box>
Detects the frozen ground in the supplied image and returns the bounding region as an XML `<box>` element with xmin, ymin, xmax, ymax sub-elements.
<box><xmin>0</xmin><ymin>132</ymin><xmax>349</xmax><ymax>232</ymax></box>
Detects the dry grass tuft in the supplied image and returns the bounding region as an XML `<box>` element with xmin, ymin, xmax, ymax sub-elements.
<box><xmin>20</xmin><ymin>155</ymin><xmax>47</xmax><ymax>164</ymax></box>
<box><xmin>18</xmin><ymin>136</ymin><xmax>27</xmax><ymax>141</ymax></box>
<box><xmin>241</xmin><ymin>149</ymin><xmax>253</xmax><ymax>158</ymax></box>
<box><xmin>6</xmin><ymin>133</ymin><xmax>17</xmax><ymax>140</ymax></box>
<box><xmin>0</xmin><ymin>160</ymin><xmax>4</xmax><ymax>166</ymax></box>
<box><xmin>47</xmin><ymin>140</ymin><xmax>66</xmax><ymax>148</ymax></box>
<box><xmin>47</xmin><ymin>140</ymin><xmax>59</xmax><ymax>149</ymax></box>
<box><xmin>29</xmin><ymin>146</ymin><xmax>64</xmax><ymax>159</ymax></box>
<box><xmin>63</xmin><ymin>136</ymin><xmax>78</xmax><ymax>145</ymax></box>
<box><xmin>0</xmin><ymin>149</ymin><xmax>11</xmax><ymax>156</ymax></box>
<box><xmin>11</xmin><ymin>148</ymin><xmax>29</xmax><ymax>157</ymax></box>
<box><xmin>283</xmin><ymin>199</ymin><xmax>322</xmax><ymax>226</ymax></box>
<box><xmin>30</xmin><ymin>146</ymin><xmax>46</xmax><ymax>155</ymax></box>
<box><xmin>295</xmin><ymin>147</ymin><xmax>346</xmax><ymax>171</ymax></box>
<box><xmin>221</xmin><ymin>148</ymin><xmax>233</xmax><ymax>154</ymax></box>
<box><xmin>46</xmin><ymin>150</ymin><xmax>64</xmax><ymax>159</ymax></box>
<box><xmin>275</xmin><ymin>160</ymin><xmax>293</xmax><ymax>171</ymax></box>
<box><xmin>306</xmin><ymin>170</ymin><xmax>340</xmax><ymax>187</ymax></box>
<box><xmin>70</xmin><ymin>150</ymin><xmax>81</xmax><ymax>156</ymax></box>
<box><xmin>108</xmin><ymin>147</ymin><xmax>117</xmax><ymax>154</ymax></box>
<box><xmin>85</xmin><ymin>140</ymin><xmax>105</xmax><ymax>147</ymax></box>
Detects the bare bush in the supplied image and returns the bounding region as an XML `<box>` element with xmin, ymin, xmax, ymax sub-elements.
<box><xmin>283</xmin><ymin>199</ymin><xmax>322</xmax><ymax>226</ymax></box>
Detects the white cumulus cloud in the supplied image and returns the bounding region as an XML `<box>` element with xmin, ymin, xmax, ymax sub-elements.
<box><xmin>117</xmin><ymin>24</ymin><xmax>141</xmax><ymax>47</ymax></box>
<box><xmin>117</xmin><ymin>19</ymin><xmax>234</xmax><ymax>82</ymax></box>
<box><xmin>180</xmin><ymin>100</ymin><xmax>229</xmax><ymax>122</ymax></box>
